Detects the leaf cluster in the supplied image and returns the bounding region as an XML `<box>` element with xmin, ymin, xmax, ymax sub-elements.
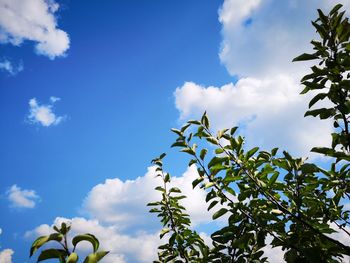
<box><xmin>29</xmin><ymin>222</ymin><xmax>109</xmax><ymax>263</ymax></box>
<box><xmin>150</xmin><ymin>4</ymin><xmax>350</xmax><ymax>263</ymax></box>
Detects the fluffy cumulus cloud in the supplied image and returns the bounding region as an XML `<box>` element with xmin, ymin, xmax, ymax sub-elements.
<box><xmin>26</xmin><ymin>166</ymin><xmax>350</xmax><ymax>262</ymax></box>
<box><xmin>173</xmin><ymin>0</ymin><xmax>350</xmax><ymax>158</ymax></box>
<box><xmin>218</xmin><ymin>0</ymin><xmax>350</xmax><ymax>77</ymax></box>
<box><xmin>0</xmin><ymin>229</ymin><xmax>13</xmax><ymax>263</ymax></box>
<box><xmin>83</xmin><ymin>165</ymin><xmax>213</xmax><ymax>229</ymax></box>
<box><xmin>0</xmin><ymin>59</ymin><xmax>23</xmax><ymax>75</ymax></box>
<box><xmin>0</xmin><ymin>249</ymin><xmax>14</xmax><ymax>263</ymax></box>
<box><xmin>0</xmin><ymin>0</ymin><xmax>70</xmax><ymax>59</ymax></box>
<box><xmin>26</xmin><ymin>166</ymin><xmax>218</xmax><ymax>262</ymax></box>
<box><xmin>27</xmin><ymin>97</ymin><xmax>65</xmax><ymax>127</ymax></box>
<box><xmin>25</xmin><ymin>217</ymin><xmax>159</xmax><ymax>263</ymax></box>
<box><xmin>7</xmin><ymin>184</ymin><xmax>40</xmax><ymax>208</ymax></box>
<box><xmin>175</xmin><ymin>79</ymin><xmax>333</xmax><ymax>157</ymax></box>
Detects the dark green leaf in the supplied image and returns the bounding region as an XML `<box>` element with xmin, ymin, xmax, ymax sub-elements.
<box><xmin>293</xmin><ymin>53</ymin><xmax>319</xmax><ymax>62</ymax></box>
<box><xmin>213</xmin><ymin>208</ymin><xmax>228</xmax><ymax>220</ymax></box>
<box><xmin>37</xmin><ymin>249</ymin><xmax>67</xmax><ymax>263</ymax></box>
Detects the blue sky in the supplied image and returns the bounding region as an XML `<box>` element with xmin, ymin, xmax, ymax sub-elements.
<box><xmin>0</xmin><ymin>0</ymin><xmax>349</xmax><ymax>262</ymax></box>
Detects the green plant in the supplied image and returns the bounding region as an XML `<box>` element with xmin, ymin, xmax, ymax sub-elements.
<box><xmin>29</xmin><ymin>222</ymin><xmax>109</xmax><ymax>263</ymax></box>
<box><xmin>149</xmin><ymin>4</ymin><xmax>350</xmax><ymax>263</ymax></box>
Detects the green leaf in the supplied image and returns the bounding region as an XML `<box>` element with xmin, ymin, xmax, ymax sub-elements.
<box><xmin>192</xmin><ymin>177</ymin><xmax>204</xmax><ymax>188</ymax></box>
<box><xmin>308</xmin><ymin>93</ymin><xmax>328</xmax><ymax>108</ymax></box>
<box><xmin>201</xmin><ymin>112</ymin><xmax>210</xmax><ymax>128</ymax></box>
<box><xmin>37</xmin><ymin>249</ymin><xmax>67</xmax><ymax>262</ymax></box>
<box><xmin>208</xmin><ymin>156</ymin><xmax>227</xmax><ymax>168</ymax></box>
<box><xmin>207</xmin><ymin>200</ymin><xmax>218</xmax><ymax>211</ymax></box>
<box><xmin>169</xmin><ymin>187</ymin><xmax>181</xmax><ymax>193</ymax></box>
<box><xmin>269</xmin><ymin>173</ymin><xmax>279</xmax><ymax>185</ymax></box>
<box><xmin>206</xmin><ymin>137</ymin><xmax>218</xmax><ymax>145</ymax></box>
<box><xmin>230</xmin><ymin>127</ymin><xmax>238</xmax><ymax>136</ymax></box>
<box><xmin>160</xmin><ymin>228</ymin><xmax>170</xmax><ymax>238</ymax></box>
<box><xmin>271</xmin><ymin>209</ymin><xmax>283</xmax><ymax>215</ymax></box>
<box><xmin>180</xmin><ymin>123</ymin><xmax>191</xmax><ymax>132</ymax></box>
<box><xmin>72</xmin><ymin>234</ymin><xmax>100</xmax><ymax>253</ymax></box>
<box><xmin>187</xmin><ymin>120</ymin><xmax>201</xmax><ymax>125</ymax></box>
<box><xmin>164</xmin><ymin>173</ymin><xmax>170</xmax><ymax>183</ymax></box>
<box><xmin>200</xmin><ymin>148</ymin><xmax>208</xmax><ymax>160</ymax></box>
<box><xmin>171</xmin><ymin>128</ymin><xmax>183</xmax><ymax>136</ymax></box>
<box><xmin>155</xmin><ymin>186</ymin><xmax>165</xmax><ymax>192</ymax></box>
<box><xmin>215</xmin><ymin>148</ymin><xmax>224</xmax><ymax>154</ymax></box>
<box><xmin>83</xmin><ymin>251</ymin><xmax>109</xmax><ymax>263</ymax></box>
<box><xmin>204</xmin><ymin>182</ymin><xmax>215</xmax><ymax>189</ymax></box>
<box><xmin>293</xmin><ymin>53</ymin><xmax>318</xmax><ymax>62</ymax></box>
<box><xmin>30</xmin><ymin>233</ymin><xmax>63</xmax><ymax>257</ymax></box>
<box><xmin>304</xmin><ymin>108</ymin><xmax>336</xmax><ymax>119</ymax></box>
<box><xmin>330</xmin><ymin>4</ymin><xmax>343</xmax><ymax>15</ymax></box>
<box><xmin>61</xmin><ymin>222</ymin><xmax>68</xmax><ymax>235</ymax></box>
<box><xmin>181</xmin><ymin>147</ymin><xmax>195</xmax><ymax>156</ymax></box>
<box><xmin>213</xmin><ymin>208</ymin><xmax>228</xmax><ymax>220</ymax></box>
<box><xmin>171</xmin><ymin>141</ymin><xmax>187</xmax><ymax>148</ymax></box>
<box><xmin>246</xmin><ymin>147</ymin><xmax>259</xmax><ymax>159</ymax></box>
<box><xmin>67</xmin><ymin>252</ymin><xmax>79</xmax><ymax>263</ymax></box>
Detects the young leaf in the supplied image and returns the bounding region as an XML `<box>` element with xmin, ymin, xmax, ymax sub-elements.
<box><xmin>200</xmin><ymin>148</ymin><xmax>208</xmax><ymax>160</ymax></box>
<box><xmin>30</xmin><ymin>233</ymin><xmax>63</xmax><ymax>257</ymax></box>
<box><xmin>67</xmin><ymin>252</ymin><xmax>79</xmax><ymax>263</ymax></box>
<box><xmin>72</xmin><ymin>234</ymin><xmax>100</xmax><ymax>253</ymax></box>
<box><xmin>83</xmin><ymin>251</ymin><xmax>109</xmax><ymax>263</ymax></box>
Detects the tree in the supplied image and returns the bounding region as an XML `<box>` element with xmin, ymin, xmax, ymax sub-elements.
<box><xmin>29</xmin><ymin>222</ymin><xmax>108</xmax><ymax>263</ymax></box>
<box><xmin>149</xmin><ymin>4</ymin><xmax>350</xmax><ymax>263</ymax></box>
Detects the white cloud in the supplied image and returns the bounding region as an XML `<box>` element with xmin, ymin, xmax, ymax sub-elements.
<box><xmin>0</xmin><ymin>0</ymin><xmax>70</xmax><ymax>59</ymax></box>
<box><xmin>26</xmin><ymin>166</ymin><xmax>350</xmax><ymax>262</ymax></box>
<box><xmin>83</xmin><ymin>165</ymin><xmax>213</xmax><ymax>229</ymax></box>
<box><xmin>7</xmin><ymin>184</ymin><xmax>39</xmax><ymax>209</ymax></box>
<box><xmin>26</xmin><ymin>217</ymin><xmax>160</xmax><ymax>263</ymax></box>
<box><xmin>175</xmin><ymin>79</ymin><xmax>332</xmax><ymax>157</ymax></box>
<box><xmin>27</xmin><ymin>97</ymin><xmax>65</xmax><ymax>127</ymax></box>
<box><xmin>218</xmin><ymin>0</ymin><xmax>262</xmax><ymax>29</ymax></box>
<box><xmin>0</xmin><ymin>249</ymin><xmax>13</xmax><ymax>263</ymax></box>
<box><xmin>0</xmin><ymin>59</ymin><xmax>23</xmax><ymax>75</ymax></box>
<box><xmin>218</xmin><ymin>0</ymin><xmax>350</xmax><ymax>78</ymax></box>
<box><xmin>26</xmin><ymin>165</ymin><xmax>220</xmax><ymax>262</ymax></box>
<box><xmin>172</xmin><ymin>0</ymin><xmax>350</xmax><ymax>158</ymax></box>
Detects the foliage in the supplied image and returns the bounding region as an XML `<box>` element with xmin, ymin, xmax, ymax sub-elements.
<box><xmin>29</xmin><ymin>222</ymin><xmax>109</xmax><ymax>263</ymax></box>
<box><xmin>149</xmin><ymin>4</ymin><xmax>350</xmax><ymax>263</ymax></box>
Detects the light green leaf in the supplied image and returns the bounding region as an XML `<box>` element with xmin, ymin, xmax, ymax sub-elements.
<box><xmin>72</xmin><ymin>234</ymin><xmax>100</xmax><ymax>253</ymax></box>
<box><xmin>67</xmin><ymin>252</ymin><xmax>79</xmax><ymax>263</ymax></box>
<box><xmin>269</xmin><ymin>173</ymin><xmax>279</xmax><ymax>185</ymax></box>
<box><xmin>83</xmin><ymin>251</ymin><xmax>109</xmax><ymax>263</ymax></box>
<box><xmin>200</xmin><ymin>148</ymin><xmax>208</xmax><ymax>160</ymax></box>
<box><xmin>30</xmin><ymin>233</ymin><xmax>63</xmax><ymax>257</ymax></box>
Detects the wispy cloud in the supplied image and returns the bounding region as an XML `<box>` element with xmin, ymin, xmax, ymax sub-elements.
<box><xmin>27</xmin><ymin>97</ymin><xmax>65</xmax><ymax>127</ymax></box>
<box><xmin>7</xmin><ymin>185</ymin><xmax>39</xmax><ymax>209</ymax></box>
<box><xmin>0</xmin><ymin>0</ymin><xmax>70</xmax><ymax>59</ymax></box>
<box><xmin>0</xmin><ymin>59</ymin><xmax>23</xmax><ymax>75</ymax></box>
